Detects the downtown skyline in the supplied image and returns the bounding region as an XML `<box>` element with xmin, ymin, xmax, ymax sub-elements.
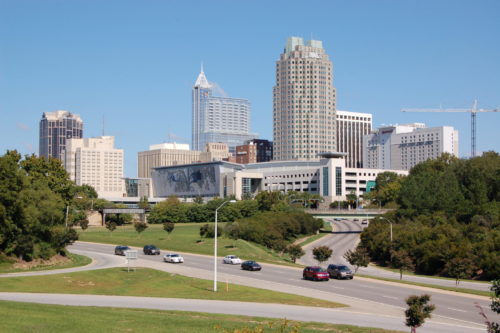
<box><xmin>1</xmin><ymin>0</ymin><xmax>499</xmax><ymax>177</ymax></box>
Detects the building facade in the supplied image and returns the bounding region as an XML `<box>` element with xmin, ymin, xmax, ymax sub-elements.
<box><xmin>363</xmin><ymin>123</ymin><xmax>459</xmax><ymax>170</ymax></box>
<box><xmin>336</xmin><ymin>110</ymin><xmax>372</xmax><ymax>168</ymax></box>
<box><xmin>39</xmin><ymin>110</ymin><xmax>83</xmax><ymax>161</ymax></box>
<box><xmin>273</xmin><ymin>37</ymin><xmax>337</xmax><ymax>161</ymax></box>
<box><xmin>150</xmin><ymin>154</ymin><xmax>407</xmax><ymax>203</ymax></box>
<box><xmin>64</xmin><ymin>136</ymin><xmax>124</xmax><ymax>198</ymax></box>
<box><xmin>192</xmin><ymin>69</ymin><xmax>256</xmax><ymax>152</ymax></box>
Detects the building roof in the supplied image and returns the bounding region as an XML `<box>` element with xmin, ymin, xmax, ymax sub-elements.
<box><xmin>194</xmin><ymin>70</ymin><xmax>211</xmax><ymax>89</ymax></box>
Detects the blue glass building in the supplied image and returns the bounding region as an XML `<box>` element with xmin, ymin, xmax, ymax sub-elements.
<box><xmin>192</xmin><ymin>68</ymin><xmax>257</xmax><ymax>152</ymax></box>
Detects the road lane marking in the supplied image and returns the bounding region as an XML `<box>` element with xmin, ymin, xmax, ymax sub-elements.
<box><xmin>447</xmin><ymin>307</ymin><xmax>467</xmax><ymax>313</ymax></box>
<box><xmin>329</xmin><ymin>286</ymin><xmax>345</xmax><ymax>290</ymax></box>
<box><xmin>382</xmin><ymin>296</ymin><xmax>398</xmax><ymax>300</ymax></box>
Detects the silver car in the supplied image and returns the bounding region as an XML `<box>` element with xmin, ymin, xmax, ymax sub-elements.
<box><xmin>223</xmin><ymin>255</ymin><xmax>242</xmax><ymax>264</ymax></box>
<box><xmin>163</xmin><ymin>253</ymin><xmax>184</xmax><ymax>263</ymax></box>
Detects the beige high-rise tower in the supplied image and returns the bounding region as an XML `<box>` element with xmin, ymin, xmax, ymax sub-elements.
<box><xmin>273</xmin><ymin>37</ymin><xmax>336</xmax><ymax>161</ymax></box>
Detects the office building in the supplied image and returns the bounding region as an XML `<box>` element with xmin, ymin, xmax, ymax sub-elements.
<box><xmin>231</xmin><ymin>139</ymin><xmax>273</xmax><ymax>164</ymax></box>
<box><xmin>364</xmin><ymin>123</ymin><xmax>459</xmax><ymax>170</ymax></box>
<box><xmin>336</xmin><ymin>110</ymin><xmax>372</xmax><ymax>168</ymax></box>
<box><xmin>138</xmin><ymin>142</ymin><xmax>232</xmax><ymax>178</ymax></box>
<box><xmin>39</xmin><ymin>110</ymin><xmax>83</xmax><ymax>160</ymax></box>
<box><xmin>273</xmin><ymin>36</ymin><xmax>337</xmax><ymax>161</ymax></box>
<box><xmin>192</xmin><ymin>68</ymin><xmax>256</xmax><ymax>152</ymax></box>
<box><xmin>64</xmin><ymin>136</ymin><xmax>124</xmax><ymax>198</ymax></box>
<box><xmin>150</xmin><ymin>153</ymin><xmax>407</xmax><ymax>203</ymax></box>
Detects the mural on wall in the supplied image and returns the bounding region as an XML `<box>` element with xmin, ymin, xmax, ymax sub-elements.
<box><xmin>152</xmin><ymin>164</ymin><xmax>219</xmax><ymax>197</ymax></box>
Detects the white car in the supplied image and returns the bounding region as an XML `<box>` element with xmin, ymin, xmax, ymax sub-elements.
<box><xmin>223</xmin><ymin>255</ymin><xmax>242</xmax><ymax>265</ymax></box>
<box><xmin>163</xmin><ymin>253</ymin><xmax>184</xmax><ymax>263</ymax></box>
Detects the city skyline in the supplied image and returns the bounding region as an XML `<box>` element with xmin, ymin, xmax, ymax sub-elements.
<box><xmin>1</xmin><ymin>0</ymin><xmax>499</xmax><ymax>177</ymax></box>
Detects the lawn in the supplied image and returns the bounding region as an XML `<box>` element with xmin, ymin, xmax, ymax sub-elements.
<box><xmin>79</xmin><ymin>223</ymin><xmax>301</xmax><ymax>266</ymax></box>
<box><xmin>0</xmin><ymin>253</ymin><xmax>91</xmax><ymax>274</ymax></box>
<box><xmin>0</xmin><ymin>300</ymin><xmax>405</xmax><ymax>333</ymax></box>
<box><xmin>0</xmin><ymin>267</ymin><xmax>345</xmax><ymax>308</ymax></box>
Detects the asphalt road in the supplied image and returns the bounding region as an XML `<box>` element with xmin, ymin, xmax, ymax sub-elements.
<box><xmin>0</xmin><ymin>292</ymin><xmax>486</xmax><ymax>333</ymax></box>
<box><xmin>300</xmin><ymin>218</ymin><xmax>491</xmax><ymax>292</ymax></box>
<box><xmin>65</xmin><ymin>241</ymin><xmax>495</xmax><ymax>331</ymax></box>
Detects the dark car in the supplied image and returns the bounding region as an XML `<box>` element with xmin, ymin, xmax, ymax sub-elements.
<box><xmin>327</xmin><ymin>264</ymin><xmax>354</xmax><ymax>279</ymax></box>
<box><xmin>114</xmin><ymin>245</ymin><xmax>130</xmax><ymax>256</ymax></box>
<box><xmin>303</xmin><ymin>266</ymin><xmax>329</xmax><ymax>281</ymax></box>
<box><xmin>241</xmin><ymin>260</ymin><xmax>262</xmax><ymax>271</ymax></box>
<box><xmin>143</xmin><ymin>245</ymin><xmax>160</xmax><ymax>255</ymax></box>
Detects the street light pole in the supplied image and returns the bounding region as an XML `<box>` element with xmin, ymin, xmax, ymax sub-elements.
<box><xmin>214</xmin><ymin>199</ymin><xmax>236</xmax><ymax>292</ymax></box>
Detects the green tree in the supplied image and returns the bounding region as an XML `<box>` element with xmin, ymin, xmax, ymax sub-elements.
<box><xmin>199</xmin><ymin>224</ymin><xmax>220</xmax><ymax>238</ymax></box>
<box><xmin>105</xmin><ymin>221</ymin><xmax>117</xmax><ymax>235</ymax></box>
<box><xmin>343</xmin><ymin>247</ymin><xmax>370</xmax><ymax>273</ymax></box>
<box><xmin>312</xmin><ymin>246</ymin><xmax>333</xmax><ymax>265</ymax></box>
<box><xmin>391</xmin><ymin>249</ymin><xmax>415</xmax><ymax>280</ymax></box>
<box><xmin>443</xmin><ymin>257</ymin><xmax>476</xmax><ymax>285</ymax></box>
<box><xmin>163</xmin><ymin>222</ymin><xmax>175</xmax><ymax>239</ymax></box>
<box><xmin>405</xmin><ymin>294</ymin><xmax>435</xmax><ymax>333</ymax></box>
<box><xmin>134</xmin><ymin>222</ymin><xmax>148</xmax><ymax>236</ymax></box>
<box><xmin>193</xmin><ymin>196</ymin><xmax>204</xmax><ymax>204</ymax></box>
<box><xmin>255</xmin><ymin>191</ymin><xmax>284</xmax><ymax>211</ymax></box>
<box><xmin>490</xmin><ymin>280</ymin><xmax>500</xmax><ymax>332</ymax></box>
<box><xmin>138</xmin><ymin>196</ymin><xmax>150</xmax><ymax>210</ymax></box>
<box><xmin>286</xmin><ymin>244</ymin><xmax>305</xmax><ymax>263</ymax></box>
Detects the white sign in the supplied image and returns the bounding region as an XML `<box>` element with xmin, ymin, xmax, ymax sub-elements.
<box><xmin>125</xmin><ymin>250</ymin><xmax>138</xmax><ymax>260</ymax></box>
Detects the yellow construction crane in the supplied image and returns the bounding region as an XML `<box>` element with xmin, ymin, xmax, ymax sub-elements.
<box><xmin>401</xmin><ymin>100</ymin><xmax>499</xmax><ymax>157</ymax></box>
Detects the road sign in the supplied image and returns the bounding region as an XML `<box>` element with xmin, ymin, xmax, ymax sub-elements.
<box><xmin>125</xmin><ymin>250</ymin><xmax>138</xmax><ymax>272</ymax></box>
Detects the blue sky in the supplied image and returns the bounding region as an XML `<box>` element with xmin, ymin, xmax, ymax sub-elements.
<box><xmin>1</xmin><ymin>0</ymin><xmax>499</xmax><ymax>177</ymax></box>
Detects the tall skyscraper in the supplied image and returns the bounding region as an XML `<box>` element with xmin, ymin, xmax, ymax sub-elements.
<box><xmin>39</xmin><ymin>110</ymin><xmax>83</xmax><ymax>160</ymax></box>
<box><xmin>64</xmin><ymin>136</ymin><xmax>124</xmax><ymax>198</ymax></box>
<box><xmin>192</xmin><ymin>68</ymin><xmax>256</xmax><ymax>152</ymax></box>
<box><xmin>273</xmin><ymin>37</ymin><xmax>337</xmax><ymax>161</ymax></box>
<box><xmin>336</xmin><ymin>110</ymin><xmax>372</xmax><ymax>168</ymax></box>
<box><xmin>363</xmin><ymin>123</ymin><xmax>459</xmax><ymax>170</ymax></box>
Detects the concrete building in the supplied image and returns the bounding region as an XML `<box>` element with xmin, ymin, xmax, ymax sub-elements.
<box><xmin>192</xmin><ymin>68</ymin><xmax>256</xmax><ymax>152</ymax></box>
<box><xmin>273</xmin><ymin>37</ymin><xmax>337</xmax><ymax>161</ymax></box>
<box><xmin>364</xmin><ymin>123</ymin><xmax>459</xmax><ymax>170</ymax></box>
<box><xmin>64</xmin><ymin>136</ymin><xmax>124</xmax><ymax>198</ymax></box>
<box><xmin>124</xmin><ymin>177</ymin><xmax>152</xmax><ymax>198</ymax></box>
<box><xmin>336</xmin><ymin>110</ymin><xmax>372</xmax><ymax>168</ymax></box>
<box><xmin>150</xmin><ymin>153</ymin><xmax>407</xmax><ymax>203</ymax></box>
<box><xmin>234</xmin><ymin>143</ymin><xmax>257</xmax><ymax>164</ymax></box>
<box><xmin>39</xmin><ymin>110</ymin><xmax>83</xmax><ymax>161</ymax></box>
<box><xmin>138</xmin><ymin>142</ymin><xmax>232</xmax><ymax>179</ymax></box>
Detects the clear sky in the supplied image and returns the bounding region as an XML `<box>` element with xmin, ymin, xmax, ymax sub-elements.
<box><xmin>1</xmin><ymin>0</ymin><xmax>499</xmax><ymax>177</ymax></box>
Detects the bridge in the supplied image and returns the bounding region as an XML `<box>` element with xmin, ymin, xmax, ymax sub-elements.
<box><xmin>305</xmin><ymin>209</ymin><xmax>392</xmax><ymax>219</ymax></box>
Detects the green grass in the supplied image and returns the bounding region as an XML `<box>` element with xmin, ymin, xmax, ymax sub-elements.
<box><xmin>79</xmin><ymin>224</ymin><xmax>301</xmax><ymax>266</ymax></box>
<box><xmin>0</xmin><ymin>267</ymin><xmax>345</xmax><ymax>308</ymax></box>
<box><xmin>370</xmin><ymin>264</ymin><xmax>491</xmax><ymax>284</ymax></box>
<box><xmin>0</xmin><ymin>253</ymin><xmax>91</xmax><ymax>274</ymax></box>
<box><xmin>0</xmin><ymin>300</ymin><xmax>404</xmax><ymax>333</ymax></box>
<box><xmin>357</xmin><ymin>274</ymin><xmax>491</xmax><ymax>297</ymax></box>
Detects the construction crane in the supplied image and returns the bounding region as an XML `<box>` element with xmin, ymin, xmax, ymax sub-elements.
<box><xmin>401</xmin><ymin>100</ymin><xmax>499</xmax><ymax>157</ymax></box>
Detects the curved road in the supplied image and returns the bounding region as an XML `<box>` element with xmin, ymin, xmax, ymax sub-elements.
<box><xmin>0</xmin><ymin>241</ymin><xmax>495</xmax><ymax>332</ymax></box>
<box><xmin>300</xmin><ymin>218</ymin><xmax>491</xmax><ymax>292</ymax></box>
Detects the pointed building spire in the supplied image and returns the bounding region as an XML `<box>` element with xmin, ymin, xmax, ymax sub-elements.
<box><xmin>194</xmin><ymin>65</ymin><xmax>211</xmax><ymax>88</ymax></box>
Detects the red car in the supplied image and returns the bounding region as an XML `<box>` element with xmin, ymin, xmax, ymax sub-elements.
<box><xmin>303</xmin><ymin>266</ymin><xmax>329</xmax><ymax>281</ymax></box>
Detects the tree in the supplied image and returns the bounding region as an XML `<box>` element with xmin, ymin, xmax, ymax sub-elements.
<box><xmin>78</xmin><ymin>218</ymin><xmax>89</xmax><ymax>230</ymax></box>
<box><xmin>343</xmin><ymin>247</ymin><xmax>370</xmax><ymax>273</ymax></box>
<box><xmin>163</xmin><ymin>222</ymin><xmax>175</xmax><ymax>239</ymax></box>
<box><xmin>134</xmin><ymin>222</ymin><xmax>148</xmax><ymax>236</ymax></box>
<box><xmin>105</xmin><ymin>221</ymin><xmax>117</xmax><ymax>235</ymax></box>
<box><xmin>443</xmin><ymin>257</ymin><xmax>476</xmax><ymax>285</ymax></box>
<box><xmin>193</xmin><ymin>196</ymin><xmax>204</xmax><ymax>204</ymax></box>
<box><xmin>405</xmin><ymin>294</ymin><xmax>435</xmax><ymax>333</ymax></box>
<box><xmin>391</xmin><ymin>249</ymin><xmax>415</xmax><ymax>280</ymax></box>
<box><xmin>312</xmin><ymin>246</ymin><xmax>333</xmax><ymax>265</ymax></box>
<box><xmin>286</xmin><ymin>244</ymin><xmax>305</xmax><ymax>263</ymax></box>
<box><xmin>199</xmin><ymin>224</ymin><xmax>220</xmax><ymax>238</ymax></box>
<box><xmin>138</xmin><ymin>196</ymin><xmax>150</xmax><ymax>210</ymax></box>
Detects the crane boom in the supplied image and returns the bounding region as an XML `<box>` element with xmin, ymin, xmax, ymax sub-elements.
<box><xmin>401</xmin><ymin>100</ymin><xmax>499</xmax><ymax>157</ymax></box>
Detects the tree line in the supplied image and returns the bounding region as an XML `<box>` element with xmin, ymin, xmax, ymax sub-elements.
<box><xmin>360</xmin><ymin>152</ymin><xmax>500</xmax><ymax>280</ymax></box>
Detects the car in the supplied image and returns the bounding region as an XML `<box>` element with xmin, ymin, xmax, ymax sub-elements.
<box><xmin>114</xmin><ymin>245</ymin><xmax>130</xmax><ymax>256</ymax></box>
<box><xmin>303</xmin><ymin>266</ymin><xmax>329</xmax><ymax>281</ymax></box>
<box><xmin>327</xmin><ymin>264</ymin><xmax>354</xmax><ymax>279</ymax></box>
<box><xmin>223</xmin><ymin>255</ymin><xmax>242</xmax><ymax>265</ymax></box>
<box><xmin>143</xmin><ymin>245</ymin><xmax>161</xmax><ymax>255</ymax></box>
<box><xmin>241</xmin><ymin>260</ymin><xmax>262</xmax><ymax>271</ymax></box>
<box><xmin>361</xmin><ymin>220</ymin><xmax>369</xmax><ymax>225</ymax></box>
<box><xmin>334</xmin><ymin>218</ymin><xmax>342</xmax><ymax>221</ymax></box>
<box><xmin>163</xmin><ymin>253</ymin><xmax>184</xmax><ymax>263</ymax></box>
<box><xmin>353</xmin><ymin>218</ymin><xmax>359</xmax><ymax>222</ymax></box>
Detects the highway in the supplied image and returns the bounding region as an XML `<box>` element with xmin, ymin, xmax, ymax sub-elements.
<box><xmin>64</xmin><ymin>241</ymin><xmax>494</xmax><ymax>332</ymax></box>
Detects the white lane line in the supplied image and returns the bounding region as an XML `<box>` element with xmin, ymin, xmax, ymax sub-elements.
<box><xmin>329</xmin><ymin>286</ymin><xmax>345</xmax><ymax>290</ymax></box>
<box><xmin>447</xmin><ymin>307</ymin><xmax>467</xmax><ymax>313</ymax></box>
<box><xmin>382</xmin><ymin>295</ymin><xmax>398</xmax><ymax>300</ymax></box>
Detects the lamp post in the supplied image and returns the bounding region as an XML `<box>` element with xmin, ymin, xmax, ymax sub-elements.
<box><xmin>214</xmin><ymin>199</ymin><xmax>236</xmax><ymax>292</ymax></box>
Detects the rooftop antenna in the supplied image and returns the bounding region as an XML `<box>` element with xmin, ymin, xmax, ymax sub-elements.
<box><xmin>201</xmin><ymin>62</ymin><xmax>204</xmax><ymax>73</ymax></box>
